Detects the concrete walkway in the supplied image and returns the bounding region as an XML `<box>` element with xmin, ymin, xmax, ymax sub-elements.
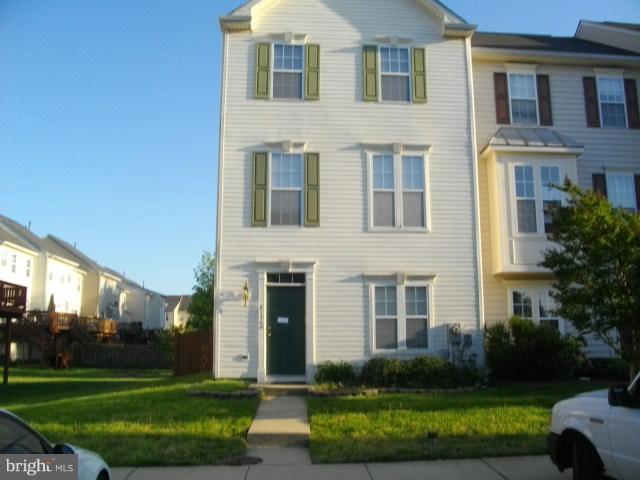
<box><xmin>111</xmin><ymin>456</ymin><xmax>571</xmax><ymax>480</ymax></box>
<box><xmin>247</xmin><ymin>395</ymin><xmax>310</xmax><ymax>447</ymax></box>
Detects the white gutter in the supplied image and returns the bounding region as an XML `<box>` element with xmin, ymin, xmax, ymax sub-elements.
<box><xmin>465</xmin><ymin>36</ymin><xmax>486</xmax><ymax>351</ymax></box>
<box><xmin>473</xmin><ymin>47</ymin><xmax>640</xmax><ymax>67</ymax></box>
<box><xmin>213</xmin><ymin>29</ymin><xmax>229</xmax><ymax>379</ymax></box>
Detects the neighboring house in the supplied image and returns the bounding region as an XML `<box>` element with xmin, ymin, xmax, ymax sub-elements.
<box><xmin>165</xmin><ymin>295</ymin><xmax>191</xmax><ymax>329</ymax></box>
<box><xmin>0</xmin><ymin>223</ymin><xmax>40</xmax><ymax>310</ymax></box>
<box><xmin>215</xmin><ymin>0</ymin><xmax>484</xmax><ymax>382</ymax></box>
<box><xmin>471</xmin><ymin>31</ymin><xmax>640</xmax><ymax>357</ymax></box>
<box><xmin>45</xmin><ymin>236</ymin><xmax>124</xmax><ymax>320</ymax></box>
<box><xmin>576</xmin><ymin>21</ymin><xmax>640</xmax><ymax>54</ymax></box>
<box><xmin>0</xmin><ymin>215</ymin><xmax>85</xmax><ymax>314</ymax></box>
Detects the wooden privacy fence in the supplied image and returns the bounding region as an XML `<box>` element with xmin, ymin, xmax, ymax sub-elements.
<box><xmin>72</xmin><ymin>343</ymin><xmax>171</xmax><ymax>369</ymax></box>
<box><xmin>174</xmin><ymin>328</ymin><xmax>213</xmax><ymax>376</ymax></box>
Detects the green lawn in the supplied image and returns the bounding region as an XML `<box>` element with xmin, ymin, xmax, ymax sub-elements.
<box><xmin>308</xmin><ymin>382</ymin><xmax>609</xmax><ymax>463</ymax></box>
<box><xmin>0</xmin><ymin>367</ymin><xmax>259</xmax><ymax>467</ymax></box>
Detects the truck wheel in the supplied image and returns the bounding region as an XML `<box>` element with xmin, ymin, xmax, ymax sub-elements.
<box><xmin>571</xmin><ymin>438</ymin><xmax>603</xmax><ymax>480</ymax></box>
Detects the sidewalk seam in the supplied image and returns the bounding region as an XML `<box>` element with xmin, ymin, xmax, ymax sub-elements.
<box><xmin>244</xmin><ymin>465</ymin><xmax>250</xmax><ymax>480</ymax></box>
<box><xmin>480</xmin><ymin>458</ymin><xmax>510</xmax><ymax>480</ymax></box>
<box><xmin>364</xmin><ymin>463</ymin><xmax>374</xmax><ymax>480</ymax></box>
<box><xmin>123</xmin><ymin>467</ymin><xmax>137</xmax><ymax>480</ymax></box>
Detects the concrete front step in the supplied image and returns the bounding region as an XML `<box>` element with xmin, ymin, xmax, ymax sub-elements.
<box><xmin>247</xmin><ymin>396</ymin><xmax>310</xmax><ymax>446</ymax></box>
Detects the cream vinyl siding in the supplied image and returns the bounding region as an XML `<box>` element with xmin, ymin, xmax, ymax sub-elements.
<box><xmin>217</xmin><ymin>0</ymin><xmax>482</xmax><ymax>378</ymax></box>
<box><xmin>474</xmin><ymin>59</ymin><xmax>639</xmax><ymax>359</ymax></box>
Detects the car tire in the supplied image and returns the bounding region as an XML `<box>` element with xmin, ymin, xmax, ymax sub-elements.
<box><xmin>97</xmin><ymin>470</ymin><xmax>109</xmax><ymax>480</ymax></box>
<box><xmin>571</xmin><ymin>438</ymin><xmax>603</xmax><ymax>480</ymax></box>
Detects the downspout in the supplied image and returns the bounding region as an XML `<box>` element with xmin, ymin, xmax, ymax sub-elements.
<box><xmin>213</xmin><ymin>28</ymin><xmax>229</xmax><ymax>379</ymax></box>
<box><xmin>464</xmin><ymin>36</ymin><xmax>486</xmax><ymax>366</ymax></box>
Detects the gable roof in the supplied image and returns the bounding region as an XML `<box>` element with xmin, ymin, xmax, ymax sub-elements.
<box><xmin>45</xmin><ymin>235</ymin><xmax>103</xmax><ymax>273</ymax></box>
<box><xmin>165</xmin><ymin>295</ymin><xmax>182</xmax><ymax>311</ymax></box>
<box><xmin>472</xmin><ymin>31</ymin><xmax>638</xmax><ymax>57</ymax></box>
<box><xmin>221</xmin><ymin>0</ymin><xmax>468</xmax><ymax>31</ymax></box>
<box><xmin>577</xmin><ymin>20</ymin><xmax>640</xmax><ymax>36</ymax></box>
<box><xmin>0</xmin><ymin>214</ymin><xmax>44</xmax><ymax>252</ymax></box>
<box><xmin>0</xmin><ymin>223</ymin><xmax>40</xmax><ymax>255</ymax></box>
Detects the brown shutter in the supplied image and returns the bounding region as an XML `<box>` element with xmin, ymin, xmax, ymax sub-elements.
<box><xmin>624</xmin><ymin>79</ymin><xmax>640</xmax><ymax>129</ymax></box>
<box><xmin>583</xmin><ymin>77</ymin><xmax>600</xmax><ymax>128</ymax></box>
<box><xmin>592</xmin><ymin>174</ymin><xmax>607</xmax><ymax>198</ymax></box>
<box><xmin>635</xmin><ymin>175</ymin><xmax>640</xmax><ymax>211</ymax></box>
<box><xmin>494</xmin><ymin>73</ymin><xmax>510</xmax><ymax>124</ymax></box>
<box><xmin>536</xmin><ymin>75</ymin><xmax>553</xmax><ymax>126</ymax></box>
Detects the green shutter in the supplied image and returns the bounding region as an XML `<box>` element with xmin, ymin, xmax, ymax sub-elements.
<box><xmin>363</xmin><ymin>45</ymin><xmax>378</xmax><ymax>102</ymax></box>
<box><xmin>252</xmin><ymin>152</ymin><xmax>268</xmax><ymax>226</ymax></box>
<box><xmin>412</xmin><ymin>47</ymin><xmax>427</xmax><ymax>103</ymax></box>
<box><xmin>255</xmin><ymin>43</ymin><xmax>270</xmax><ymax>99</ymax></box>
<box><xmin>305</xmin><ymin>44</ymin><xmax>320</xmax><ymax>100</ymax></box>
<box><xmin>304</xmin><ymin>153</ymin><xmax>320</xmax><ymax>227</ymax></box>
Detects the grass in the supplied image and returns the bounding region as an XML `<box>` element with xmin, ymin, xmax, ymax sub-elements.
<box><xmin>308</xmin><ymin>382</ymin><xmax>610</xmax><ymax>463</ymax></box>
<box><xmin>0</xmin><ymin>367</ymin><xmax>258</xmax><ymax>467</ymax></box>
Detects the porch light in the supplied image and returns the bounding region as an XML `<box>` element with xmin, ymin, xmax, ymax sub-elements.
<box><xmin>243</xmin><ymin>281</ymin><xmax>250</xmax><ymax>307</ymax></box>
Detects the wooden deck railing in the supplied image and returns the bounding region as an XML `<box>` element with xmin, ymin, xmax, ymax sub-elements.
<box><xmin>0</xmin><ymin>281</ymin><xmax>27</xmax><ymax>317</ymax></box>
<box><xmin>25</xmin><ymin>311</ymin><xmax>119</xmax><ymax>337</ymax></box>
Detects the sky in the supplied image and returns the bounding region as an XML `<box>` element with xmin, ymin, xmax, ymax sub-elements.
<box><xmin>1</xmin><ymin>0</ymin><xmax>639</xmax><ymax>294</ymax></box>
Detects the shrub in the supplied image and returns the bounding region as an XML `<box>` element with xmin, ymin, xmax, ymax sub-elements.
<box><xmin>486</xmin><ymin>316</ymin><xmax>584</xmax><ymax>381</ymax></box>
<box><xmin>359</xmin><ymin>356</ymin><xmax>477</xmax><ymax>388</ymax></box>
<box><xmin>315</xmin><ymin>361</ymin><xmax>358</xmax><ymax>386</ymax></box>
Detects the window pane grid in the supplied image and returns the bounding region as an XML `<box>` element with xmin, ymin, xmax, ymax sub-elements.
<box><xmin>380</xmin><ymin>47</ymin><xmax>410</xmax><ymax>74</ymax></box>
<box><xmin>607</xmin><ymin>173</ymin><xmax>636</xmax><ymax>211</ymax></box>
<box><xmin>375</xmin><ymin>286</ymin><xmax>398</xmax><ymax>350</ymax></box>
<box><xmin>273</xmin><ymin>44</ymin><xmax>303</xmax><ymax>72</ymax></box>
<box><xmin>512</xmin><ymin>290</ymin><xmax>533</xmax><ymax>319</ymax></box>
<box><xmin>380</xmin><ymin>47</ymin><xmax>410</xmax><ymax>102</ymax></box>
<box><xmin>509</xmin><ymin>73</ymin><xmax>537</xmax><ymax>124</ymax></box>
<box><xmin>541</xmin><ymin>166</ymin><xmax>562</xmax><ymax>233</ymax></box>
<box><xmin>271</xmin><ymin>153</ymin><xmax>302</xmax><ymax>225</ymax></box>
<box><xmin>598</xmin><ymin>77</ymin><xmax>626</xmax><ymax>128</ymax></box>
<box><xmin>514</xmin><ymin>165</ymin><xmax>537</xmax><ymax>233</ymax></box>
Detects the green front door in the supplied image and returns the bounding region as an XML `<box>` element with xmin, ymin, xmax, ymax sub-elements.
<box><xmin>267</xmin><ymin>286</ymin><xmax>306</xmax><ymax>375</ymax></box>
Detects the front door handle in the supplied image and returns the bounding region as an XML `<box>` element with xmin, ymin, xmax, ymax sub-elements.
<box><xmin>267</xmin><ymin>326</ymin><xmax>272</xmax><ymax>337</ymax></box>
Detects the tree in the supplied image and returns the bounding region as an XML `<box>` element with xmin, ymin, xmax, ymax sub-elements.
<box><xmin>187</xmin><ymin>251</ymin><xmax>215</xmax><ymax>331</ymax></box>
<box><xmin>541</xmin><ymin>180</ymin><xmax>640</xmax><ymax>380</ymax></box>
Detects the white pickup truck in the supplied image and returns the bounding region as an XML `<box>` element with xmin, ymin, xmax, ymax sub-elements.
<box><xmin>548</xmin><ymin>371</ymin><xmax>640</xmax><ymax>480</ymax></box>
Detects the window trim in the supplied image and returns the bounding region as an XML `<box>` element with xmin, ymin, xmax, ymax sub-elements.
<box><xmin>377</xmin><ymin>45</ymin><xmax>412</xmax><ymax>104</ymax></box>
<box><xmin>605</xmin><ymin>170</ymin><xmax>637</xmax><ymax>212</ymax></box>
<box><xmin>271</xmin><ymin>42</ymin><xmax>305</xmax><ymax>101</ymax></box>
<box><xmin>266</xmin><ymin>150</ymin><xmax>305</xmax><ymax>228</ymax></box>
<box><xmin>507</xmin><ymin>287</ymin><xmax>565</xmax><ymax>334</ymax></box>
<box><xmin>596</xmin><ymin>74</ymin><xmax>628</xmax><ymax>129</ymax></box>
<box><xmin>509</xmin><ymin>162</ymin><xmax>566</xmax><ymax>238</ymax></box>
<box><xmin>367</xmin><ymin>150</ymin><xmax>430</xmax><ymax>232</ymax></box>
<box><xmin>369</xmin><ymin>280</ymin><xmax>434</xmax><ymax>354</ymax></box>
<box><xmin>506</xmin><ymin>69</ymin><xmax>540</xmax><ymax>126</ymax></box>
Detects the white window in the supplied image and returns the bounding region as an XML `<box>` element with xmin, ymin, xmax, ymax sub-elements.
<box><xmin>11</xmin><ymin>254</ymin><xmax>17</xmax><ymax>273</ymax></box>
<box><xmin>1</xmin><ymin>252</ymin><xmax>6</xmax><ymax>267</ymax></box>
<box><xmin>370</xmin><ymin>152</ymin><xmax>428</xmax><ymax>231</ymax></box>
<box><xmin>405</xmin><ymin>286</ymin><xmax>429</xmax><ymax>349</ymax></box>
<box><xmin>374</xmin><ymin>286</ymin><xmax>398</xmax><ymax>350</ymax></box>
<box><xmin>514</xmin><ymin>165</ymin><xmax>537</xmax><ymax>233</ymax></box>
<box><xmin>540</xmin><ymin>166</ymin><xmax>562</xmax><ymax>233</ymax></box>
<box><xmin>380</xmin><ymin>47</ymin><xmax>410</xmax><ymax>102</ymax></box>
<box><xmin>273</xmin><ymin>44</ymin><xmax>303</xmax><ymax>99</ymax></box>
<box><xmin>26</xmin><ymin>259</ymin><xmax>31</xmax><ymax>278</ymax></box>
<box><xmin>270</xmin><ymin>152</ymin><xmax>303</xmax><ymax>226</ymax></box>
<box><xmin>538</xmin><ymin>290</ymin><xmax>561</xmax><ymax>331</ymax></box>
<box><xmin>597</xmin><ymin>77</ymin><xmax>627</xmax><ymax>128</ymax></box>
<box><xmin>372</xmin><ymin>283</ymin><xmax>431</xmax><ymax>352</ymax></box>
<box><xmin>511</xmin><ymin>289</ymin><xmax>533</xmax><ymax>319</ymax></box>
<box><xmin>606</xmin><ymin>172</ymin><xmax>637</xmax><ymax>212</ymax></box>
<box><xmin>372</xmin><ymin>154</ymin><xmax>395</xmax><ymax>227</ymax></box>
<box><xmin>402</xmin><ymin>156</ymin><xmax>426</xmax><ymax>228</ymax></box>
<box><xmin>509</xmin><ymin>288</ymin><xmax>564</xmax><ymax>332</ymax></box>
<box><xmin>508</xmin><ymin>73</ymin><xmax>538</xmax><ymax>124</ymax></box>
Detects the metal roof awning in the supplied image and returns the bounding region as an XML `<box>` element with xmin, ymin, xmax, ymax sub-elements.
<box><xmin>481</xmin><ymin>127</ymin><xmax>584</xmax><ymax>157</ymax></box>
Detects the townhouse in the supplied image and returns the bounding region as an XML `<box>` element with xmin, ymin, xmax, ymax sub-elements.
<box><xmin>472</xmin><ymin>31</ymin><xmax>640</xmax><ymax>356</ymax></box>
<box><xmin>0</xmin><ymin>215</ymin><xmax>85</xmax><ymax>314</ymax></box>
<box><xmin>214</xmin><ymin>0</ymin><xmax>640</xmax><ymax>382</ymax></box>
<box><xmin>215</xmin><ymin>0</ymin><xmax>484</xmax><ymax>382</ymax></box>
